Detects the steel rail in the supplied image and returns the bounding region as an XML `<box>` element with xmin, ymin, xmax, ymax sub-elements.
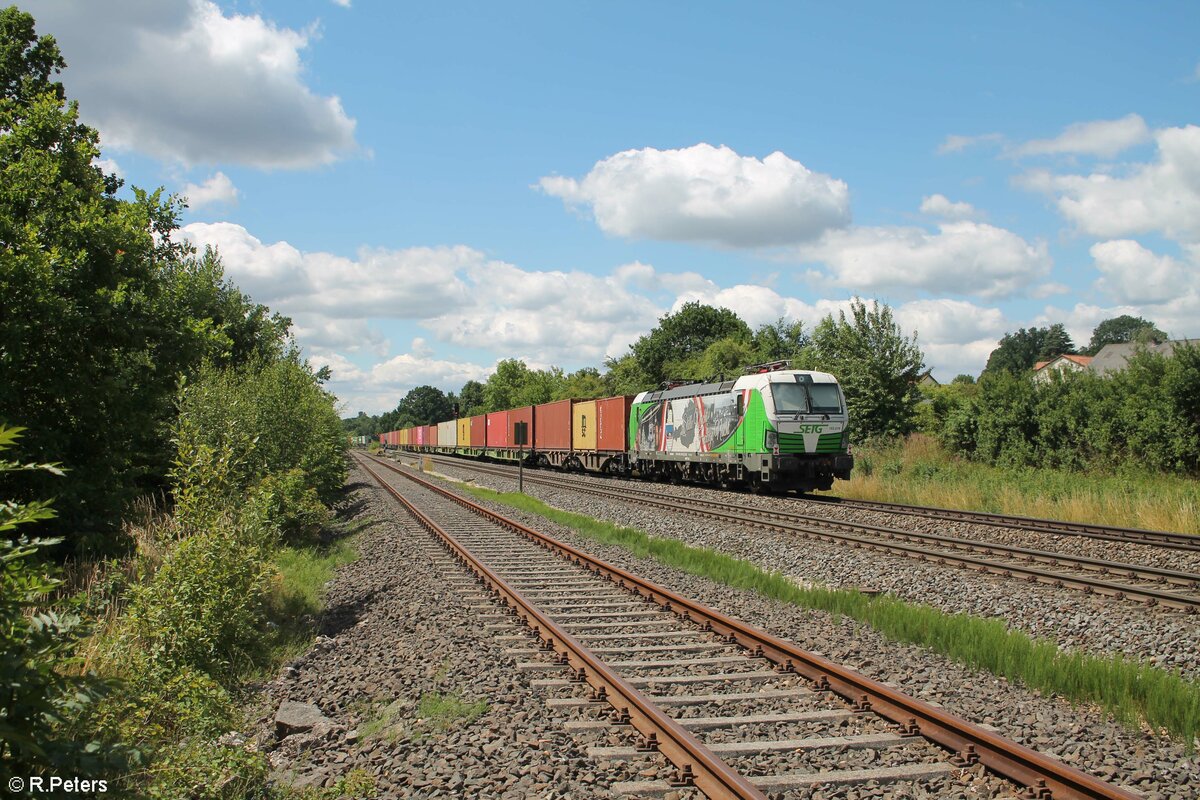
<box><xmin>393</xmin><ymin>453</ymin><xmax>1200</xmax><ymax>612</ymax></box>
<box><xmin>363</xmin><ymin>453</ymin><xmax>1142</xmax><ymax>800</ymax></box>
<box><xmin>355</xmin><ymin>454</ymin><xmax>766</xmax><ymax>800</ymax></box>
<box><xmin>806</xmin><ymin>496</ymin><xmax>1200</xmax><ymax>552</ymax></box>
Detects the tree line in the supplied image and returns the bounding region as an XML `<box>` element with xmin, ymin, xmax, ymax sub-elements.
<box><xmin>982</xmin><ymin>315</ymin><xmax>1167</xmax><ymax>375</ymax></box>
<box><xmin>346</xmin><ymin>298</ymin><xmax>929</xmax><ymax>444</ymax></box>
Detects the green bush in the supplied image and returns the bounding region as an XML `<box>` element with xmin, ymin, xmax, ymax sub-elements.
<box><xmin>124</xmin><ymin>519</ymin><xmax>272</xmax><ymax>680</ymax></box>
<box><xmin>86</xmin><ymin>665</ymin><xmax>234</xmax><ymax>748</ymax></box>
<box><xmin>0</xmin><ymin>427</ymin><xmax>123</xmax><ymax>788</ymax></box>
<box><xmin>136</xmin><ymin>739</ymin><xmax>268</xmax><ymax>800</ymax></box>
<box><xmin>176</xmin><ymin>357</ymin><xmax>347</xmax><ymax>524</ymax></box>
<box><xmin>942</xmin><ymin>345</ymin><xmax>1200</xmax><ymax>477</ymax></box>
<box><xmin>250</xmin><ymin>468</ymin><xmax>329</xmax><ymax>544</ymax></box>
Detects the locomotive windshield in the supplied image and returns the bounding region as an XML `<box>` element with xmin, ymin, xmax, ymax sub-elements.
<box><xmin>770</xmin><ymin>381</ymin><xmax>842</xmax><ymax>415</ymax></box>
<box><xmin>771</xmin><ymin>383</ymin><xmax>810</xmax><ymax>413</ymax></box>
<box><xmin>807</xmin><ymin>383</ymin><xmax>842</xmax><ymax>414</ymax></box>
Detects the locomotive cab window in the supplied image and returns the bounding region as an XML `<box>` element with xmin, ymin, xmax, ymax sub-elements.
<box><xmin>770</xmin><ymin>382</ymin><xmax>810</xmax><ymax>414</ymax></box>
<box><xmin>807</xmin><ymin>383</ymin><xmax>842</xmax><ymax>414</ymax></box>
<box><xmin>769</xmin><ymin>379</ymin><xmax>843</xmax><ymax>415</ymax></box>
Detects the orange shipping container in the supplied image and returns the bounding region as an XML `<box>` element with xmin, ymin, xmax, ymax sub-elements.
<box><xmin>572</xmin><ymin>400</ymin><xmax>597</xmax><ymax>451</ymax></box>
<box><xmin>486</xmin><ymin>411</ymin><xmax>509</xmax><ymax>448</ymax></box>
<box><xmin>597</xmin><ymin>396</ymin><xmax>634</xmax><ymax>451</ymax></box>
<box><xmin>470</xmin><ymin>415</ymin><xmax>486</xmax><ymax>447</ymax></box>
<box><xmin>535</xmin><ymin>399</ymin><xmax>572</xmax><ymax>450</ymax></box>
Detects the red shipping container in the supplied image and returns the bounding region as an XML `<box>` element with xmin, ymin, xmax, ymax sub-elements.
<box><xmin>597</xmin><ymin>396</ymin><xmax>634</xmax><ymax>451</ymax></box>
<box><xmin>427</xmin><ymin>424</ymin><xmax>438</xmax><ymax>447</ymax></box>
<box><xmin>510</xmin><ymin>406</ymin><xmax>533</xmax><ymax>448</ymax></box>
<box><xmin>486</xmin><ymin>410</ymin><xmax>510</xmax><ymax>448</ymax></box>
<box><xmin>470</xmin><ymin>415</ymin><xmax>486</xmax><ymax>447</ymax></box>
<box><xmin>535</xmin><ymin>399</ymin><xmax>572</xmax><ymax>450</ymax></box>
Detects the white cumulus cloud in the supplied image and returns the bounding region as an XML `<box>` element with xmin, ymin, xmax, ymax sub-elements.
<box><xmin>94</xmin><ymin>157</ymin><xmax>123</xmax><ymax>179</ymax></box>
<box><xmin>28</xmin><ymin>0</ymin><xmax>357</xmax><ymax>168</ymax></box>
<box><xmin>422</xmin><ymin>261</ymin><xmax>667</xmax><ymax>363</ymax></box>
<box><xmin>895</xmin><ymin>298</ymin><xmax>1010</xmax><ymax>379</ymax></box>
<box><xmin>180</xmin><ymin>222</ymin><xmax>475</xmax><ymax>317</ymax></box>
<box><xmin>1089</xmin><ymin>240</ymin><xmax>1199</xmax><ymax>305</ymax></box>
<box><xmin>1014</xmin><ymin>113</ymin><xmax>1151</xmax><ymax>158</ymax></box>
<box><xmin>1017</xmin><ymin>124</ymin><xmax>1200</xmax><ymax>242</ymax></box>
<box><xmin>538</xmin><ymin>143</ymin><xmax>850</xmax><ymax>247</ymax></box>
<box><xmin>936</xmin><ymin>133</ymin><xmax>1004</xmax><ymax>154</ymax></box>
<box><xmin>314</xmin><ymin>350</ymin><xmax>494</xmax><ymax>416</ymax></box>
<box><xmin>794</xmin><ymin>221</ymin><xmax>1051</xmax><ymax>299</ymax></box>
<box><xmin>668</xmin><ymin>283</ymin><xmax>851</xmax><ymax>331</ymax></box>
<box><xmin>182</xmin><ymin>172</ymin><xmax>238</xmax><ymax>208</ymax></box>
<box><xmin>177</xmin><ymin>223</ymin><xmax>675</xmax><ymax>367</ymax></box>
<box><xmin>919</xmin><ymin>194</ymin><xmax>980</xmax><ymax>220</ymax></box>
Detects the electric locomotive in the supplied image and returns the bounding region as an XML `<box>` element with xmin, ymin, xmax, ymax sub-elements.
<box><xmin>629</xmin><ymin>361</ymin><xmax>853</xmax><ymax>492</ymax></box>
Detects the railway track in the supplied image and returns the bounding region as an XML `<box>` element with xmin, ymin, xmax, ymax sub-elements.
<box><xmin>394</xmin><ymin>449</ymin><xmax>1196</xmax><ymax>552</ymax></box>
<box><xmin>393</xmin><ymin>452</ymin><xmax>1200</xmax><ymax>613</ymax></box>
<box><xmin>356</xmin><ymin>452</ymin><xmax>1142</xmax><ymax>799</ymax></box>
<box><xmin>803</xmin><ymin>496</ymin><xmax>1200</xmax><ymax>553</ymax></box>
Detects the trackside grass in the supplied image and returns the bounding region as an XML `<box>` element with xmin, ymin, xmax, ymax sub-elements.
<box><xmin>843</xmin><ymin>435</ymin><xmax>1200</xmax><ymax>535</ymax></box>
<box><xmin>264</xmin><ymin>534</ymin><xmax>361</xmax><ymax>667</ymax></box>
<box><xmin>457</xmin><ymin>482</ymin><xmax>1200</xmax><ymax>747</ymax></box>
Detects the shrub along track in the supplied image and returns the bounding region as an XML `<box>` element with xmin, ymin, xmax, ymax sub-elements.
<box><xmin>357</xmin><ymin>452</ymin><xmax>1143</xmax><ymax>800</ymax></box>
<box><xmin>391</xmin><ymin>453</ymin><xmax>1200</xmax><ymax>614</ymax></box>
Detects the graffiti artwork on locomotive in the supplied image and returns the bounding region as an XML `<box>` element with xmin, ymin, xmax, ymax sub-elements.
<box><xmin>379</xmin><ymin>362</ymin><xmax>854</xmax><ymax>493</ymax></box>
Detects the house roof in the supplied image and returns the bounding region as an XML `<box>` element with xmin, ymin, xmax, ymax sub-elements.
<box><xmin>1034</xmin><ymin>354</ymin><xmax>1091</xmax><ymax>372</ymax></box>
<box><xmin>1092</xmin><ymin>338</ymin><xmax>1199</xmax><ymax>375</ymax></box>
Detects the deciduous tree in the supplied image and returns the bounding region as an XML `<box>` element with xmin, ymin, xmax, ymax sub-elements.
<box><xmin>629</xmin><ymin>302</ymin><xmax>751</xmax><ymax>385</ymax></box>
<box><xmin>797</xmin><ymin>298</ymin><xmax>925</xmax><ymax>441</ymax></box>
<box><xmin>982</xmin><ymin>324</ymin><xmax>1075</xmax><ymax>375</ymax></box>
<box><xmin>1085</xmin><ymin>315</ymin><xmax>1166</xmax><ymax>355</ymax></box>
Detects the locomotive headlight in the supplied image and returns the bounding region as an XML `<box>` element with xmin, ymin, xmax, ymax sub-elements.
<box><xmin>764</xmin><ymin>430</ymin><xmax>778</xmax><ymax>449</ymax></box>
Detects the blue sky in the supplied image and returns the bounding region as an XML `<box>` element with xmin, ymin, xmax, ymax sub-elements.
<box><xmin>27</xmin><ymin>1</ymin><xmax>1200</xmax><ymax>414</ymax></box>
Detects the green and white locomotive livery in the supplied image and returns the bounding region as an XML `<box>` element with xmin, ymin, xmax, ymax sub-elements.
<box><xmin>629</xmin><ymin>367</ymin><xmax>853</xmax><ymax>492</ymax></box>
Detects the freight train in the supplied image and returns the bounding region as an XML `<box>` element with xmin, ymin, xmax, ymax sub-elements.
<box><xmin>379</xmin><ymin>362</ymin><xmax>854</xmax><ymax>492</ymax></box>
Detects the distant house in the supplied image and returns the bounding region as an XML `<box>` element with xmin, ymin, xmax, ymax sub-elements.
<box><xmin>917</xmin><ymin>370</ymin><xmax>939</xmax><ymax>388</ymax></box>
<box><xmin>1090</xmin><ymin>339</ymin><xmax>1200</xmax><ymax>376</ymax></box>
<box><xmin>1032</xmin><ymin>354</ymin><xmax>1092</xmax><ymax>383</ymax></box>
